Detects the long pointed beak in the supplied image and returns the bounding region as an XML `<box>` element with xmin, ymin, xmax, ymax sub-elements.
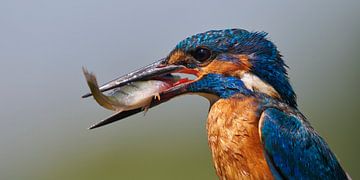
<box><xmin>82</xmin><ymin>59</ymin><xmax>198</xmax><ymax>129</ymax></box>
<box><xmin>82</xmin><ymin>58</ymin><xmax>182</xmax><ymax>98</ymax></box>
<box><xmin>88</xmin><ymin>85</ymin><xmax>186</xmax><ymax>129</ymax></box>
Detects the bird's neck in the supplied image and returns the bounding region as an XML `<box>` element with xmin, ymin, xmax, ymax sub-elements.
<box><xmin>206</xmin><ymin>95</ymin><xmax>273</xmax><ymax>179</ymax></box>
<box><xmin>187</xmin><ymin>73</ymin><xmax>252</xmax><ymax>98</ymax></box>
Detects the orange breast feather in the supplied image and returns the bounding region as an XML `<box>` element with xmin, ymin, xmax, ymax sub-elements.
<box><xmin>206</xmin><ymin>96</ymin><xmax>273</xmax><ymax>180</ymax></box>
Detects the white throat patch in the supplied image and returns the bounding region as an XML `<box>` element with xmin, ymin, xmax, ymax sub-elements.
<box><xmin>240</xmin><ymin>73</ymin><xmax>280</xmax><ymax>98</ymax></box>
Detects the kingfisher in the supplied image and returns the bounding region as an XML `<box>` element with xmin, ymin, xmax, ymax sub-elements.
<box><xmin>82</xmin><ymin>29</ymin><xmax>350</xmax><ymax>179</ymax></box>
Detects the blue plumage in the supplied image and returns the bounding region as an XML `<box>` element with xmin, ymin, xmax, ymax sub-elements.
<box><xmin>175</xmin><ymin>29</ymin><xmax>348</xmax><ymax>179</ymax></box>
<box><xmin>175</xmin><ymin>29</ymin><xmax>297</xmax><ymax>107</ymax></box>
<box><xmin>187</xmin><ymin>73</ymin><xmax>252</xmax><ymax>98</ymax></box>
<box><xmin>260</xmin><ymin>108</ymin><xmax>347</xmax><ymax>179</ymax></box>
<box><xmin>186</xmin><ymin>71</ymin><xmax>348</xmax><ymax>179</ymax></box>
<box><xmin>87</xmin><ymin>28</ymin><xmax>349</xmax><ymax>179</ymax></box>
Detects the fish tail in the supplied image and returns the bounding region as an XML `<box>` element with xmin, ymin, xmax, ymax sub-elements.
<box><xmin>82</xmin><ymin>67</ymin><xmax>118</xmax><ymax>111</ymax></box>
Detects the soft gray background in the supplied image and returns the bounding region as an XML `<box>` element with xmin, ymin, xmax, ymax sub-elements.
<box><xmin>1</xmin><ymin>0</ymin><xmax>359</xmax><ymax>179</ymax></box>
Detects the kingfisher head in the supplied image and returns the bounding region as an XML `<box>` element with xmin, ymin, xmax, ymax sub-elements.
<box><xmin>83</xmin><ymin>29</ymin><xmax>296</xmax><ymax>128</ymax></box>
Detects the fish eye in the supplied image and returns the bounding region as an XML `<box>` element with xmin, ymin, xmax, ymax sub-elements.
<box><xmin>191</xmin><ymin>47</ymin><xmax>212</xmax><ymax>62</ymax></box>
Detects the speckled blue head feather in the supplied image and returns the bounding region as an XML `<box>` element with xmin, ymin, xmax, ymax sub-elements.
<box><xmin>176</xmin><ymin>29</ymin><xmax>297</xmax><ymax>107</ymax></box>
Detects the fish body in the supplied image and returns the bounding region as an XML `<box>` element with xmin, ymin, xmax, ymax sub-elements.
<box><xmin>83</xmin><ymin>68</ymin><xmax>172</xmax><ymax>112</ymax></box>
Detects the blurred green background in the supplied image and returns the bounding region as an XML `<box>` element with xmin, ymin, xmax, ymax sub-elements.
<box><xmin>1</xmin><ymin>0</ymin><xmax>359</xmax><ymax>179</ymax></box>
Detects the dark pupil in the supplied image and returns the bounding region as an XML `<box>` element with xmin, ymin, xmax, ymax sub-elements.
<box><xmin>193</xmin><ymin>48</ymin><xmax>211</xmax><ymax>62</ymax></box>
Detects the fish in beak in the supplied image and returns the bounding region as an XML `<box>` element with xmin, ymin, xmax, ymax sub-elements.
<box><xmin>82</xmin><ymin>59</ymin><xmax>199</xmax><ymax>129</ymax></box>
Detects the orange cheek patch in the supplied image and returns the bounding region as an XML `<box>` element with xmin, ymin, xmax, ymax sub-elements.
<box><xmin>168</xmin><ymin>50</ymin><xmax>187</xmax><ymax>64</ymax></box>
<box><xmin>200</xmin><ymin>58</ymin><xmax>251</xmax><ymax>76</ymax></box>
<box><xmin>236</xmin><ymin>54</ymin><xmax>252</xmax><ymax>71</ymax></box>
<box><xmin>202</xmin><ymin>60</ymin><xmax>240</xmax><ymax>74</ymax></box>
<box><xmin>200</xmin><ymin>54</ymin><xmax>252</xmax><ymax>76</ymax></box>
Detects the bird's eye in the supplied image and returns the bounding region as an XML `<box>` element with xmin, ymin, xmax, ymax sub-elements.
<box><xmin>192</xmin><ymin>47</ymin><xmax>212</xmax><ymax>62</ymax></box>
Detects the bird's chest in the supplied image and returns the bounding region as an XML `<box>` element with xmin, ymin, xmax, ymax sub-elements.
<box><xmin>207</xmin><ymin>97</ymin><xmax>273</xmax><ymax>180</ymax></box>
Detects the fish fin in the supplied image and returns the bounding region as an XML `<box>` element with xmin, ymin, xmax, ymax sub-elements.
<box><xmin>142</xmin><ymin>106</ymin><xmax>149</xmax><ymax>116</ymax></box>
<box><xmin>154</xmin><ymin>93</ymin><xmax>161</xmax><ymax>101</ymax></box>
<box><xmin>142</xmin><ymin>95</ymin><xmax>159</xmax><ymax>116</ymax></box>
